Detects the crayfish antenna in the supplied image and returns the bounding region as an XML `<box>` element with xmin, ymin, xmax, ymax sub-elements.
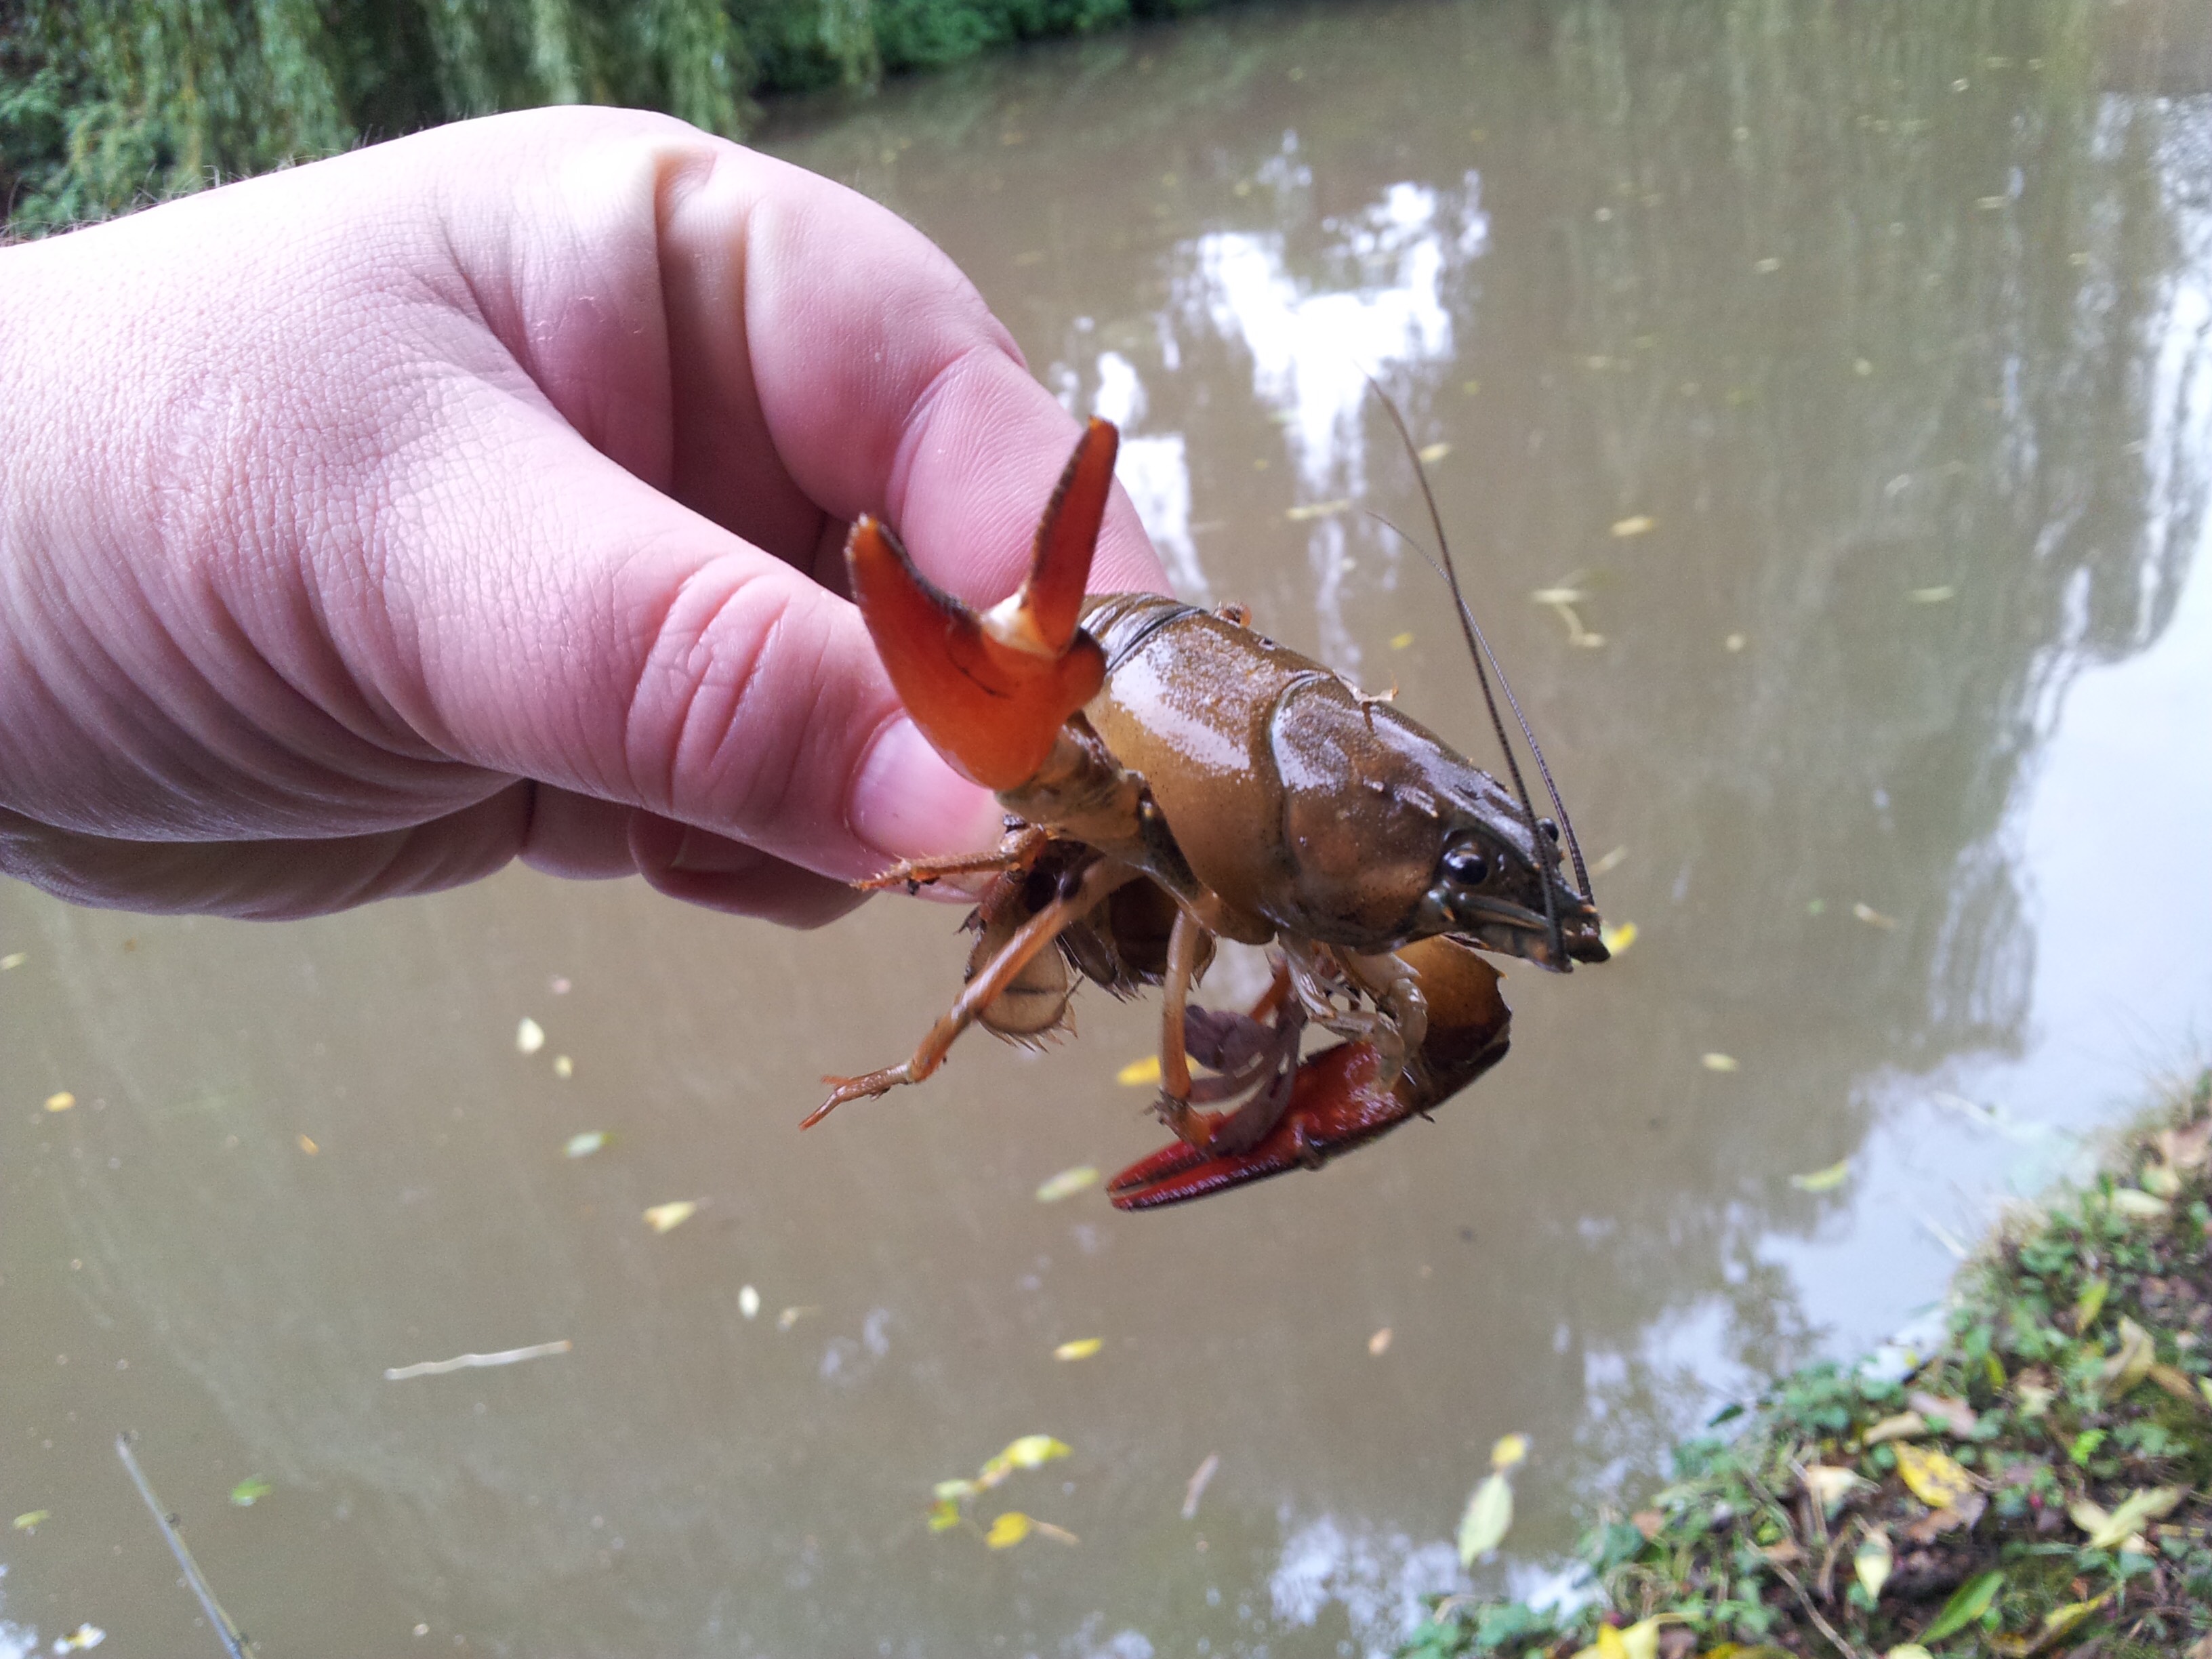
<box><xmin>1362</xmin><ymin>380</ymin><xmax>1594</xmax><ymax>964</ymax></box>
<box><xmin>845</xmin><ymin>420</ymin><xmax>1118</xmax><ymax>792</ymax></box>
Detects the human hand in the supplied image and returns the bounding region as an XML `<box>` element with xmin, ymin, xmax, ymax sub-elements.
<box><xmin>0</xmin><ymin>107</ymin><xmax>1163</xmax><ymax>924</ymax></box>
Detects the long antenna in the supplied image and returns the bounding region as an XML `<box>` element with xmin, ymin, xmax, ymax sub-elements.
<box><xmin>1364</xmin><ymin>382</ymin><xmax>1593</xmax><ymax>914</ymax></box>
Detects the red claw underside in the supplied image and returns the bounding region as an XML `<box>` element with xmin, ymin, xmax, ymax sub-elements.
<box><xmin>1105</xmin><ymin>1040</ymin><xmax>1479</xmax><ymax>1210</ymax></box>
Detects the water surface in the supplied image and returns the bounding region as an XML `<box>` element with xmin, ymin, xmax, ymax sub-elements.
<box><xmin>6</xmin><ymin>1</ymin><xmax>2212</xmax><ymax>1654</ymax></box>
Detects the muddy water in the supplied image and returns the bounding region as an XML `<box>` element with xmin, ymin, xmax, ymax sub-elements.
<box><xmin>7</xmin><ymin>1</ymin><xmax>2212</xmax><ymax>1654</ymax></box>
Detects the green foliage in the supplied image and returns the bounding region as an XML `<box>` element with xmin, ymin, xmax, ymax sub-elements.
<box><xmin>0</xmin><ymin>0</ymin><xmax>1197</xmax><ymax>233</ymax></box>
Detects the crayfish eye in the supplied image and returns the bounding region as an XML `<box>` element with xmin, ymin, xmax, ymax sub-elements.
<box><xmin>1441</xmin><ymin>844</ymin><xmax>1490</xmax><ymax>886</ymax></box>
<box><xmin>1538</xmin><ymin>817</ymin><xmax>1561</xmax><ymax>844</ymax></box>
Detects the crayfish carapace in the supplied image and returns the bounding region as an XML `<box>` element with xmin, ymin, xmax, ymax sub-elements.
<box><xmin>806</xmin><ymin>410</ymin><xmax>1607</xmax><ymax>1208</ymax></box>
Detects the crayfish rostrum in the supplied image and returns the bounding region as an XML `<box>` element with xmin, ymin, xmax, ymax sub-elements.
<box><xmin>806</xmin><ymin>413</ymin><xmax>1606</xmax><ymax>1208</ymax></box>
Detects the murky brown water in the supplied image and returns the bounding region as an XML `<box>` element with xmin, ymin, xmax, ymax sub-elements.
<box><xmin>7</xmin><ymin>1</ymin><xmax>2212</xmax><ymax>1654</ymax></box>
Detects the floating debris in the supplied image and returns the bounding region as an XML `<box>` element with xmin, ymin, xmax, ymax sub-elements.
<box><xmin>1852</xmin><ymin>901</ymin><xmax>1900</xmax><ymax>930</ymax></box>
<box><xmin>739</xmin><ymin>1285</ymin><xmax>760</xmax><ymax>1319</ymax></box>
<box><xmin>1115</xmin><ymin>1054</ymin><xmax>1162</xmax><ymax>1086</ymax></box>
<box><xmin>516</xmin><ymin>1017</ymin><xmax>546</xmax><ymax>1055</ymax></box>
<box><xmin>643</xmin><ymin>1200</ymin><xmax>698</xmax><ymax>1234</ymax></box>
<box><xmin>1182</xmin><ymin>1452</ymin><xmax>1220</xmax><ymax>1519</ymax></box>
<box><xmin>1368</xmin><ymin>1328</ymin><xmax>1393</xmax><ymax>1355</ymax></box>
<box><xmin>1700</xmin><ymin>1053</ymin><xmax>1739</xmax><ymax>1073</ymax></box>
<box><xmin>0</xmin><ymin>951</ymin><xmax>26</xmax><ymax>970</ymax></box>
<box><xmin>296</xmin><ymin>1134</ymin><xmax>318</xmax><ymax>1155</ymax></box>
<box><xmin>552</xmin><ymin>1055</ymin><xmax>574</xmax><ymax>1080</ymax></box>
<box><xmin>44</xmin><ymin>1091</ymin><xmax>75</xmax><ymax>1113</ymax></box>
<box><xmin>1910</xmin><ymin>584</ymin><xmax>1957</xmax><ymax>603</ymax></box>
<box><xmin>383</xmin><ymin>1340</ymin><xmax>572</xmax><ymax>1381</ymax></box>
<box><xmin>563</xmin><ymin>1130</ymin><xmax>607</xmax><ymax>1159</ymax></box>
<box><xmin>1286</xmin><ymin>498</ymin><xmax>1353</xmax><ymax>522</ymax></box>
<box><xmin>1599</xmin><ymin>921</ymin><xmax>1638</xmax><ymax>956</ymax></box>
<box><xmin>228</xmin><ymin>1477</ymin><xmax>272</xmax><ymax>1507</ymax></box>
<box><xmin>1035</xmin><ymin>1165</ymin><xmax>1099</xmax><ymax>1203</ymax></box>
<box><xmin>1053</xmin><ymin>1338</ymin><xmax>1103</xmax><ymax>1361</ymax></box>
<box><xmin>1790</xmin><ymin>1158</ymin><xmax>1851</xmax><ymax>1193</ymax></box>
<box><xmin>1417</xmin><ymin>442</ymin><xmax>1451</xmax><ymax>464</ymax></box>
<box><xmin>1389</xmin><ymin>631</ymin><xmax>1415</xmax><ymax>650</ymax></box>
<box><xmin>1609</xmin><ymin>514</ymin><xmax>1655</xmax><ymax>537</ymax></box>
<box><xmin>12</xmin><ymin>1511</ymin><xmax>49</xmax><ymax>1532</ymax></box>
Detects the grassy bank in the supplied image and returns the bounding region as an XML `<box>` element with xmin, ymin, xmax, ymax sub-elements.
<box><xmin>0</xmin><ymin>0</ymin><xmax>1223</xmax><ymax>234</ymax></box>
<box><xmin>1403</xmin><ymin>1073</ymin><xmax>2212</xmax><ymax>1659</ymax></box>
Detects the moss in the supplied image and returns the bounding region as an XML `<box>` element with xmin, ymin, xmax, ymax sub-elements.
<box><xmin>1403</xmin><ymin>1072</ymin><xmax>2212</xmax><ymax>1658</ymax></box>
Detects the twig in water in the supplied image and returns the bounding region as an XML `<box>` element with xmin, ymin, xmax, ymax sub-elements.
<box><xmin>383</xmin><ymin>1338</ymin><xmax>573</xmax><ymax>1380</ymax></box>
<box><xmin>114</xmin><ymin>1433</ymin><xmax>251</xmax><ymax>1659</ymax></box>
<box><xmin>1181</xmin><ymin>1452</ymin><xmax>1221</xmax><ymax>1520</ymax></box>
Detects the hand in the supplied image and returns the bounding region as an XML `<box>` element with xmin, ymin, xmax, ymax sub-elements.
<box><xmin>0</xmin><ymin>107</ymin><xmax>1163</xmax><ymax>924</ymax></box>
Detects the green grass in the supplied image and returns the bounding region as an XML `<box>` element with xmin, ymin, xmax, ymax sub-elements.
<box><xmin>0</xmin><ymin>0</ymin><xmax>1229</xmax><ymax>235</ymax></box>
<box><xmin>1404</xmin><ymin>1073</ymin><xmax>2212</xmax><ymax>1659</ymax></box>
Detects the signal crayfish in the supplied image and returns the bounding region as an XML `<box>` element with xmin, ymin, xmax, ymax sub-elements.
<box><xmin>804</xmin><ymin>403</ymin><xmax>1607</xmax><ymax>1208</ymax></box>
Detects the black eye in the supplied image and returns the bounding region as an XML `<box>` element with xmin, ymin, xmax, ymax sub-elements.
<box><xmin>1538</xmin><ymin>817</ymin><xmax>1560</xmax><ymax>843</ymax></box>
<box><xmin>1442</xmin><ymin>844</ymin><xmax>1490</xmax><ymax>886</ymax></box>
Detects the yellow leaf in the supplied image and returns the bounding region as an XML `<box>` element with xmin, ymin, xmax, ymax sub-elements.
<box><xmin>926</xmin><ymin>1498</ymin><xmax>962</xmax><ymax>1532</ymax></box>
<box><xmin>934</xmin><ymin>1479</ymin><xmax>977</xmax><ymax>1500</ymax></box>
<box><xmin>1610</xmin><ymin>515</ymin><xmax>1655</xmax><ymax>537</ymax></box>
<box><xmin>516</xmin><ymin>1017</ymin><xmax>546</xmax><ymax>1054</ymax></box>
<box><xmin>2075</xmin><ymin>1276</ymin><xmax>2110</xmax><ymax>1332</ymax></box>
<box><xmin>1894</xmin><ymin>1441</ymin><xmax>1978</xmax><ymax>1512</ymax></box>
<box><xmin>2149</xmin><ymin>1363</ymin><xmax>2200</xmax><ymax>1406</ymax></box>
<box><xmin>1854</xmin><ymin>1527</ymin><xmax>1893</xmax><ymax>1599</ymax></box>
<box><xmin>1034</xmin><ymin>1166</ymin><xmax>1098</xmax><ymax>1202</ymax></box>
<box><xmin>985</xmin><ymin>1511</ymin><xmax>1032</xmax><ymax>1548</ymax></box>
<box><xmin>1490</xmin><ymin>1433</ymin><xmax>1530</xmax><ymax>1470</ymax></box>
<box><xmin>1701</xmin><ymin>1052</ymin><xmax>1739</xmax><ymax>1072</ymax></box>
<box><xmin>2100</xmin><ymin>1316</ymin><xmax>2156</xmax><ymax>1396</ymax></box>
<box><xmin>1368</xmin><ymin>1328</ymin><xmax>1393</xmax><ymax>1355</ymax></box>
<box><xmin>296</xmin><ymin>1134</ymin><xmax>319</xmax><ymax>1155</ymax></box>
<box><xmin>1389</xmin><ymin>632</ymin><xmax>1415</xmax><ymax>650</ymax></box>
<box><xmin>1418</xmin><ymin>443</ymin><xmax>1451</xmax><ymax>464</ymax></box>
<box><xmin>43</xmin><ymin>1090</ymin><xmax>75</xmax><ymax>1113</ymax></box>
<box><xmin>1909</xmin><ymin>585</ymin><xmax>1957</xmax><ymax>603</ymax></box>
<box><xmin>1286</xmin><ymin>498</ymin><xmax>1353</xmax><ymax>522</ymax></box>
<box><xmin>1790</xmin><ymin>1159</ymin><xmax>1851</xmax><ymax>1193</ymax></box>
<box><xmin>1054</xmin><ymin>1338</ymin><xmax>1103</xmax><ymax>1361</ymax></box>
<box><xmin>0</xmin><ymin>951</ymin><xmax>26</xmax><ymax>970</ymax></box>
<box><xmin>1456</xmin><ymin>1472</ymin><xmax>1512</xmax><ymax>1565</ymax></box>
<box><xmin>1801</xmin><ymin>1464</ymin><xmax>1864</xmax><ymax>1513</ymax></box>
<box><xmin>1599</xmin><ymin>921</ymin><xmax>1637</xmax><ymax>956</ymax></box>
<box><xmin>643</xmin><ymin>1200</ymin><xmax>697</xmax><ymax>1233</ymax></box>
<box><xmin>552</xmin><ymin>1054</ymin><xmax>574</xmax><ymax>1080</ymax></box>
<box><xmin>2078</xmin><ymin>1486</ymin><xmax>2183</xmax><ymax>1549</ymax></box>
<box><xmin>1115</xmin><ymin>1054</ymin><xmax>1162</xmax><ymax>1086</ymax></box>
<box><xmin>1002</xmin><ymin>1435</ymin><xmax>1071</xmax><ymax>1471</ymax></box>
<box><xmin>1862</xmin><ymin>1411</ymin><xmax>1925</xmax><ymax>1446</ymax></box>
<box><xmin>12</xmin><ymin>1511</ymin><xmax>49</xmax><ymax>1531</ymax></box>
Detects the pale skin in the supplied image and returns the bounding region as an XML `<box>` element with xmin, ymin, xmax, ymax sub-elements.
<box><xmin>0</xmin><ymin>107</ymin><xmax>1166</xmax><ymax>924</ymax></box>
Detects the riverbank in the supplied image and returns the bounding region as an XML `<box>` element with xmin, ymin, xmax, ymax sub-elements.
<box><xmin>0</xmin><ymin>0</ymin><xmax>1229</xmax><ymax>235</ymax></box>
<box><xmin>1404</xmin><ymin>1073</ymin><xmax>2212</xmax><ymax>1659</ymax></box>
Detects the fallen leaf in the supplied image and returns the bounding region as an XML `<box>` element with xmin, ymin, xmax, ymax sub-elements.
<box><xmin>2074</xmin><ymin>1485</ymin><xmax>2182</xmax><ymax>1549</ymax></box>
<box><xmin>1800</xmin><ymin>1464</ymin><xmax>1866</xmax><ymax>1513</ymax></box>
<box><xmin>1455</xmin><ymin>1471</ymin><xmax>1513</xmax><ymax>1564</ymax></box>
<box><xmin>1002</xmin><ymin>1435</ymin><xmax>1071</xmax><ymax>1471</ymax></box>
<box><xmin>1286</xmin><ymin>498</ymin><xmax>1353</xmax><ymax>522</ymax></box>
<box><xmin>552</xmin><ymin>1055</ymin><xmax>574</xmax><ymax>1080</ymax></box>
<box><xmin>1115</xmin><ymin>1054</ymin><xmax>1161</xmax><ymax>1086</ymax></box>
<box><xmin>1610</xmin><ymin>515</ymin><xmax>1656</xmax><ymax>537</ymax></box>
<box><xmin>44</xmin><ymin>1091</ymin><xmax>75</xmax><ymax>1113</ymax></box>
<box><xmin>1035</xmin><ymin>1165</ymin><xmax>1099</xmax><ymax>1202</ymax></box>
<box><xmin>229</xmin><ymin>1476</ymin><xmax>272</xmax><ymax>1507</ymax></box>
<box><xmin>1182</xmin><ymin>1452</ymin><xmax>1220</xmax><ymax>1519</ymax></box>
<box><xmin>516</xmin><ymin>1017</ymin><xmax>546</xmax><ymax>1055</ymax></box>
<box><xmin>12</xmin><ymin>1511</ymin><xmax>49</xmax><ymax>1532</ymax></box>
<box><xmin>1701</xmin><ymin>1052</ymin><xmax>1740</xmax><ymax>1073</ymax></box>
<box><xmin>296</xmin><ymin>1134</ymin><xmax>319</xmax><ymax>1155</ymax></box>
<box><xmin>1418</xmin><ymin>442</ymin><xmax>1451</xmax><ymax>464</ymax></box>
<box><xmin>1389</xmin><ymin>632</ymin><xmax>1415</xmax><ymax>650</ymax></box>
<box><xmin>1907</xmin><ymin>1389</ymin><xmax>1978</xmax><ymax>1436</ymax></box>
<box><xmin>1902</xmin><ymin>1492</ymin><xmax>1984</xmax><ymax>1543</ymax></box>
<box><xmin>1029</xmin><ymin>1519</ymin><xmax>1080</xmax><ymax>1545</ymax></box>
<box><xmin>1572</xmin><ymin>1617</ymin><xmax>1685</xmax><ymax>1659</ymax></box>
<box><xmin>1854</xmin><ymin>1526</ymin><xmax>1893</xmax><ymax>1598</ymax></box>
<box><xmin>1988</xmin><ymin>1594</ymin><xmax>2108</xmax><ymax>1658</ymax></box>
<box><xmin>2111</xmin><ymin>1187</ymin><xmax>2170</xmax><ymax>1221</ymax></box>
<box><xmin>1909</xmin><ymin>585</ymin><xmax>1957</xmax><ymax>603</ymax></box>
<box><xmin>926</xmin><ymin>1497</ymin><xmax>962</xmax><ymax>1532</ymax></box>
<box><xmin>1054</xmin><ymin>1338</ymin><xmax>1103</xmax><ymax>1361</ymax></box>
<box><xmin>2150</xmin><ymin>1363</ymin><xmax>2202</xmax><ymax>1405</ymax></box>
<box><xmin>1530</xmin><ymin>586</ymin><xmax>1589</xmax><ymax>607</ymax></box>
<box><xmin>1368</xmin><ymin>1328</ymin><xmax>1392</xmax><ymax>1355</ymax></box>
<box><xmin>1887</xmin><ymin>1649</ymin><xmax>1934</xmax><ymax>1659</ymax></box>
<box><xmin>563</xmin><ymin>1130</ymin><xmax>607</xmax><ymax>1159</ymax></box>
<box><xmin>1490</xmin><ymin>1433</ymin><xmax>1530</xmax><ymax>1469</ymax></box>
<box><xmin>1893</xmin><ymin>1441</ymin><xmax>1978</xmax><ymax>1511</ymax></box>
<box><xmin>2100</xmin><ymin>1315</ymin><xmax>2156</xmax><ymax>1396</ymax></box>
<box><xmin>738</xmin><ymin>1286</ymin><xmax>760</xmax><ymax>1319</ymax></box>
<box><xmin>1790</xmin><ymin>1159</ymin><xmax>1852</xmax><ymax>1194</ymax></box>
<box><xmin>1863</xmin><ymin>1410</ymin><xmax>1926</xmax><ymax>1446</ymax></box>
<box><xmin>985</xmin><ymin>1511</ymin><xmax>1032</xmax><ymax>1548</ymax></box>
<box><xmin>54</xmin><ymin>1626</ymin><xmax>104</xmax><ymax>1652</ymax></box>
<box><xmin>934</xmin><ymin>1478</ymin><xmax>977</xmax><ymax>1501</ymax></box>
<box><xmin>643</xmin><ymin>1200</ymin><xmax>698</xmax><ymax>1233</ymax></box>
<box><xmin>1852</xmin><ymin>902</ymin><xmax>1900</xmax><ymax>930</ymax></box>
<box><xmin>2075</xmin><ymin>1276</ymin><xmax>2109</xmax><ymax>1332</ymax></box>
<box><xmin>1599</xmin><ymin>921</ymin><xmax>1637</xmax><ymax>955</ymax></box>
<box><xmin>1921</xmin><ymin>1568</ymin><xmax>2002</xmax><ymax>1641</ymax></box>
<box><xmin>0</xmin><ymin>951</ymin><xmax>26</xmax><ymax>970</ymax></box>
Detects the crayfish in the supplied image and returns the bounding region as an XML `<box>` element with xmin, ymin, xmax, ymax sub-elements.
<box><xmin>805</xmin><ymin>406</ymin><xmax>1607</xmax><ymax>1208</ymax></box>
